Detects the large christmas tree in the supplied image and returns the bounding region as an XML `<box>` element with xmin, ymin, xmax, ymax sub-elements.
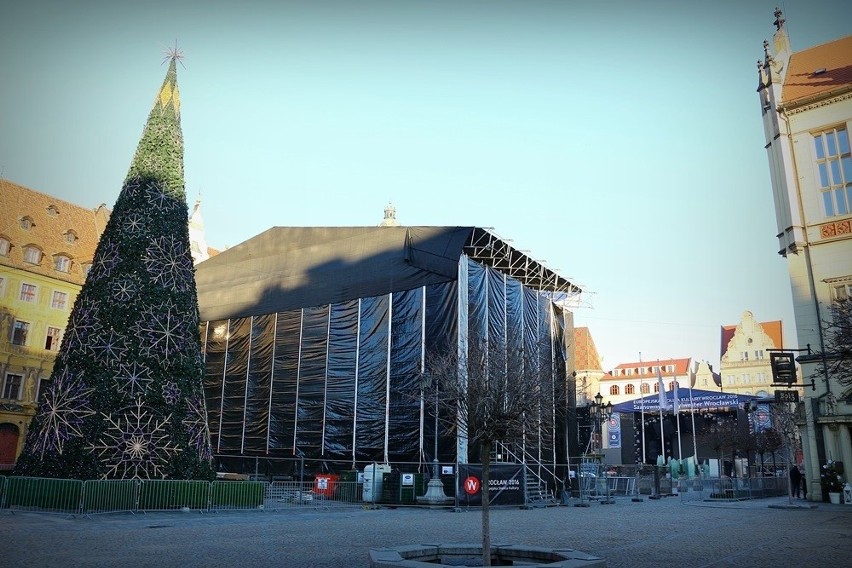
<box><xmin>14</xmin><ymin>54</ymin><xmax>214</xmax><ymax>480</ymax></box>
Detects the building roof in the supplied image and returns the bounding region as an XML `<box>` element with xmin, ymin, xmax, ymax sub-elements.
<box><xmin>195</xmin><ymin>226</ymin><xmax>581</xmax><ymax>321</ymax></box>
<box><xmin>573</xmin><ymin>327</ymin><xmax>603</xmax><ymax>371</ymax></box>
<box><xmin>0</xmin><ymin>178</ymin><xmax>108</xmax><ymax>285</ymax></box>
<box><xmin>605</xmin><ymin>358</ymin><xmax>691</xmax><ymax>381</ymax></box>
<box><xmin>720</xmin><ymin>319</ymin><xmax>782</xmax><ymax>358</ymax></box>
<box><xmin>780</xmin><ymin>35</ymin><xmax>852</xmax><ymax>108</ymax></box>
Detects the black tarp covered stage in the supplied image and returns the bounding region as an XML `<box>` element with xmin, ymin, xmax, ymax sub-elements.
<box><xmin>195</xmin><ymin>226</ymin><xmax>581</xmax><ymax>471</ymax></box>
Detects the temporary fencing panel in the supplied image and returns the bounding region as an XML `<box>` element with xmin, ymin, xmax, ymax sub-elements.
<box><xmin>138</xmin><ymin>479</ymin><xmax>210</xmax><ymax>511</ymax></box>
<box><xmin>83</xmin><ymin>479</ymin><xmax>137</xmax><ymax>514</ymax></box>
<box><xmin>210</xmin><ymin>480</ymin><xmax>264</xmax><ymax>510</ymax></box>
<box><xmin>4</xmin><ymin>476</ymin><xmax>83</xmax><ymax>514</ymax></box>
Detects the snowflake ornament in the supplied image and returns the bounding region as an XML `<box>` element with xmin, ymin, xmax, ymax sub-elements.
<box><xmin>144</xmin><ymin>181</ymin><xmax>180</xmax><ymax>213</ymax></box>
<box><xmin>135</xmin><ymin>298</ymin><xmax>188</xmax><ymax>358</ymax></box>
<box><xmin>122</xmin><ymin>212</ymin><xmax>149</xmax><ymax>235</ymax></box>
<box><xmin>90</xmin><ymin>398</ymin><xmax>179</xmax><ymax>480</ymax></box>
<box><xmin>89</xmin><ymin>239</ymin><xmax>121</xmax><ymax>282</ymax></box>
<box><xmin>31</xmin><ymin>369</ymin><xmax>96</xmax><ymax>457</ymax></box>
<box><xmin>184</xmin><ymin>394</ymin><xmax>212</xmax><ymax>462</ymax></box>
<box><xmin>145</xmin><ymin>235</ymin><xmax>193</xmax><ymax>292</ymax></box>
<box><xmin>90</xmin><ymin>328</ymin><xmax>128</xmax><ymax>364</ymax></box>
<box><xmin>162</xmin><ymin>381</ymin><xmax>181</xmax><ymax>405</ymax></box>
<box><xmin>111</xmin><ymin>275</ymin><xmax>141</xmax><ymax>303</ymax></box>
<box><xmin>114</xmin><ymin>361</ymin><xmax>154</xmax><ymax>397</ymax></box>
<box><xmin>61</xmin><ymin>297</ymin><xmax>103</xmax><ymax>353</ymax></box>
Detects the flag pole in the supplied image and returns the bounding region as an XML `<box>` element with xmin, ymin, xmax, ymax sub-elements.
<box><xmin>674</xmin><ymin>369</ymin><xmax>683</xmax><ymax>460</ymax></box>
<box><xmin>640</xmin><ymin>352</ymin><xmax>646</xmax><ymax>464</ymax></box>
<box><xmin>689</xmin><ymin>366</ymin><xmax>698</xmax><ymax>469</ymax></box>
<box><xmin>657</xmin><ymin>362</ymin><xmax>666</xmax><ymax>463</ymax></box>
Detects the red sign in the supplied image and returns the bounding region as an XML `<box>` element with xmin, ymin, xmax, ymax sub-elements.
<box><xmin>463</xmin><ymin>475</ymin><xmax>481</xmax><ymax>495</ymax></box>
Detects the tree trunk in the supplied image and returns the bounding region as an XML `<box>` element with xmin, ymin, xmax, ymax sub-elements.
<box><xmin>481</xmin><ymin>440</ymin><xmax>491</xmax><ymax>567</ymax></box>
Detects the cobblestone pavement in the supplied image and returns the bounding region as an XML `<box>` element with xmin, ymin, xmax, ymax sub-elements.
<box><xmin>2</xmin><ymin>496</ymin><xmax>851</xmax><ymax>567</ymax></box>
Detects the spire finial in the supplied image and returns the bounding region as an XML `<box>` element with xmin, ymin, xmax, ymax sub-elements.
<box><xmin>163</xmin><ymin>40</ymin><xmax>185</xmax><ymax>68</ymax></box>
<box><xmin>763</xmin><ymin>39</ymin><xmax>772</xmax><ymax>61</ymax></box>
<box><xmin>773</xmin><ymin>7</ymin><xmax>785</xmax><ymax>31</ymax></box>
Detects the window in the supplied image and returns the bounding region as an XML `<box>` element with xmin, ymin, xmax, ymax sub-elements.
<box><xmin>609</xmin><ymin>385</ymin><xmax>620</xmax><ymax>396</ymax></box>
<box><xmin>64</xmin><ymin>230</ymin><xmax>78</xmax><ymax>244</ymax></box>
<box><xmin>82</xmin><ymin>263</ymin><xmax>92</xmax><ymax>277</ymax></box>
<box><xmin>741</xmin><ymin>351</ymin><xmax>749</xmax><ymax>361</ymax></box>
<box><xmin>0</xmin><ymin>276</ymin><xmax>5</xmax><ymax>298</ymax></box>
<box><xmin>625</xmin><ymin>384</ymin><xmax>635</xmax><ymax>395</ymax></box>
<box><xmin>0</xmin><ymin>237</ymin><xmax>9</xmax><ymax>256</ymax></box>
<box><xmin>12</xmin><ymin>320</ymin><xmax>30</xmax><ymax>345</ymax></box>
<box><xmin>668</xmin><ymin>381</ymin><xmax>676</xmax><ymax>391</ymax></box>
<box><xmin>814</xmin><ymin>127</ymin><xmax>852</xmax><ymax>217</ymax></box>
<box><xmin>23</xmin><ymin>245</ymin><xmax>41</xmax><ymax>264</ymax></box>
<box><xmin>19</xmin><ymin>283</ymin><xmax>37</xmax><ymax>303</ymax></box>
<box><xmin>47</xmin><ymin>205</ymin><xmax>59</xmax><ymax>216</ymax></box>
<box><xmin>2</xmin><ymin>374</ymin><xmax>23</xmax><ymax>400</ymax></box>
<box><xmin>54</xmin><ymin>255</ymin><xmax>71</xmax><ymax>273</ymax></box>
<box><xmin>653</xmin><ymin>382</ymin><xmax>659</xmax><ymax>393</ymax></box>
<box><xmin>831</xmin><ymin>281</ymin><xmax>852</xmax><ymax>302</ymax></box>
<box><xmin>51</xmin><ymin>290</ymin><xmax>68</xmax><ymax>309</ymax></box>
<box><xmin>45</xmin><ymin>327</ymin><xmax>63</xmax><ymax>351</ymax></box>
<box><xmin>640</xmin><ymin>383</ymin><xmax>650</xmax><ymax>394</ymax></box>
<box><xmin>755</xmin><ymin>350</ymin><xmax>764</xmax><ymax>360</ymax></box>
<box><xmin>20</xmin><ymin>216</ymin><xmax>34</xmax><ymax>230</ymax></box>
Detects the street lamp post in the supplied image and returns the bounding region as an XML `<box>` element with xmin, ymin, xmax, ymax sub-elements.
<box><xmin>590</xmin><ymin>393</ymin><xmax>614</xmax><ymax>504</ymax></box>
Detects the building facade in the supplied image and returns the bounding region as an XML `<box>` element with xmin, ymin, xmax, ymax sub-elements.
<box><xmin>719</xmin><ymin>310</ymin><xmax>785</xmax><ymax>396</ymax></box>
<box><xmin>758</xmin><ymin>10</ymin><xmax>852</xmax><ymax>499</ymax></box>
<box><xmin>0</xmin><ymin>179</ymin><xmax>107</xmax><ymax>468</ymax></box>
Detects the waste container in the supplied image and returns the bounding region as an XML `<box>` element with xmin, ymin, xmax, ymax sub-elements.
<box><xmin>337</xmin><ymin>470</ymin><xmax>360</xmax><ymax>503</ymax></box>
<box><xmin>314</xmin><ymin>474</ymin><xmax>339</xmax><ymax>498</ymax></box>
<box><xmin>362</xmin><ymin>464</ymin><xmax>391</xmax><ymax>503</ymax></box>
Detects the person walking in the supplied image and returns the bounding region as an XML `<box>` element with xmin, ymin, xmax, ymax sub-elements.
<box><xmin>789</xmin><ymin>465</ymin><xmax>802</xmax><ymax>498</ymax></box>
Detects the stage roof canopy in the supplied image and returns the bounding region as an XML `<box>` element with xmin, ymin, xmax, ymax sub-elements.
<box><xmin>196</xmin><ymin>226</ymin><xmax>581</xmax><ymax>321</ymax></box>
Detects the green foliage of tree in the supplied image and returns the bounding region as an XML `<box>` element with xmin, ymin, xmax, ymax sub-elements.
<box><xmin>14</xmin><ymin>59</ymin><xmax>214</xmax><ymax>481</ymax></box>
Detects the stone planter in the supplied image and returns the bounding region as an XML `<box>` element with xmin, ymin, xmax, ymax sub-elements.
<box><xmin>369</xmin><ymin>543</ymin><xmax>605</xmax><ymax>567</ymax></box>
<box><xmin>828</xmin><ymin>492</ymin><xmax>841</xmax><ymax>504</ymax></box>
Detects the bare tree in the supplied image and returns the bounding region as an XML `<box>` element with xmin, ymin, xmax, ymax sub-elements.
<box><xmin>812</xmin><ymin>298</ymin><xmax>852</xmax><ymax>387</ymax></box>
<box><xmin>423</xmin><ymin>338</ymin><xmax>548</xmax><ymax>566</ymax></box>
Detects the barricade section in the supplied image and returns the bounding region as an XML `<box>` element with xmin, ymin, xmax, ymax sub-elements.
<box><xmin>138</xmin><ymin>479</ymin><xmax>210</xmax><ymax>512</ymax></box>
<box><xmin>83</xmin><ymin>479</ymin><xmax>139</xmax><ymax>514</ymax></box>
<box><xmin>4</xmin><ymin>476</ymin><xmax>83</xmax><ymax>515</ymax></box>
<box><xmin>211</xmin><ymin>481</ymin><xmax>264</xmax><ymax>511</ymax></box>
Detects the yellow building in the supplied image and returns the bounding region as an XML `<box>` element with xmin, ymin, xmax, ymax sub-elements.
<box><xmin>719</xmin><ymin>310</ymin><xmax>786</xmax><ymax>397</ymax></box>
<box><xmin>0</xmin><ymin>178</ymin><xmax>108</xmax><ymax>468</ymax></box>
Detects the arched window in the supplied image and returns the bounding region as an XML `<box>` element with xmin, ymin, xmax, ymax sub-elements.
<box><xmin>653</xmin><ymin>382</ymin><xmax>659</xmax><ymax>393</ymax></box>
<box><xmin>609</xmin><ymin>385</ymin><xmax>620</xmax><ymax>396</ymax></box>
<box><xmin>640</xmin><ymin>383</ymin><xmax>650</xmax><ymax>394</ymax></box>
<box><xmin>0</xmin><ymin>236</ymin><xmax>10</xmax><ymax>256</ymax></box>
<box><xmin>23</xmin><ymin>245</ymin><xmax>42</xmax><ymax>264</ymax></box>
<box><xmin>625</xmin><ymin>384</ymin><xmax>635</xmax><ymax>395</ymax></box>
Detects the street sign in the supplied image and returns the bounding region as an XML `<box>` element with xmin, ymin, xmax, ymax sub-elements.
<box><xmin>775</xmin><ymin>390</ymin><xmax>799</xmax><ymax>403</ymax></box>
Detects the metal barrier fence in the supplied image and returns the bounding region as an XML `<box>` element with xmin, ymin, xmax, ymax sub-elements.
<box><xmin>0</xmin><ymin>477</ymin><xmax>270</xmax><ymax>516</ymax></box>
<box><xmin>2</xmin><ymin>476</ymin><xmax>84</xmax><ymax>515</ymax></box>
<box><xmin>678</xmin><ymin>475</ymin><xmax>790</xmax><ymax>502</ymax></box>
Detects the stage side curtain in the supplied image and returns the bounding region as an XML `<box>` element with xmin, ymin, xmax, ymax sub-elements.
<box><xmin>219</xmin><ymin>317</ymin><xmax>251</xmax><ymax>452</ymax></box>
<box><xmin>424</xmin><ymin>280</ymin><xmax>458</xmax><ymax>463</ymax></box>
<box><xmin>202</xmin><ymin>320</ymin><xmax>227</xmax><ymax>452</ymax></box>
<box><xmin>387</xmin><ymin>288</ymin><xmax>423</xmax><ymax>462</ymax></box>
<box><xmin>295</xmin><ymin>306</ymin><xmax>329</xmax><ymax>456</ymax></box>
<box><xmin>486</xmin><ymin>266</ymin><xmax>507</xmax><ymax>381</ymax></box>
<box><xmin>324</xmin><ymin>299</ymin><xmax>359</xmax><ymax>457</ymax></box>
<box><xmin>243</xmin><ymin>314</ymin><xmax>275</xmax><ymax>453</ymax></box>
<box><xmin>354</xmin><ymin>294</ymin><xmax>390</xmax><ymax>461</ymax></box>
<box><xmin>270</xmin><ymin>310</ymin><xmax>301</xmax><ymax>454</ymax></box>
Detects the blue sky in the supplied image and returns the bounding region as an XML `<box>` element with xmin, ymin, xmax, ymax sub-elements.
<box><xmin>2</xmin><ymin>1</ymin><xmax>850</xmax><ymax>371</ymax></box>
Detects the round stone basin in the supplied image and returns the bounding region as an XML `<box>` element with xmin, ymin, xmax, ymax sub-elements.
<box><xmin>369</xmin><ymin>543</ymin><xmax>605</xmax><ymax>567</ymax></box>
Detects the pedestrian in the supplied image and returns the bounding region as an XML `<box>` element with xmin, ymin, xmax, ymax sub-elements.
<box><xmin>789</xmin><ymin>465</ymin><xmax>802</xmax><ymax>498</ymax></box>
<box><xmin>801</xmin><ymin>471</ymin><xmax>807</xmax><ymax>500</ymax></box>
